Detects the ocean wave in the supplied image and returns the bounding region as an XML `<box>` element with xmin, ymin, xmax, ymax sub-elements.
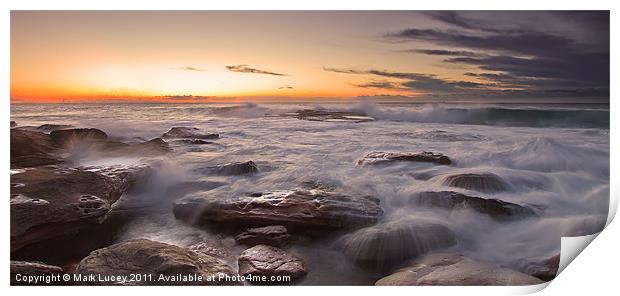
<box><xmin>346</xmin><ymin>102</ymin><xmax>609</xmax><ymax>128</ymax></box>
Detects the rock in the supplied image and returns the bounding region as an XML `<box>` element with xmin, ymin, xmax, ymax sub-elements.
<box><xmin>36</xmin><ymin>124</ymin><xmax>74</xmax><ymax>133</ymax></box>
<box><xmin>173</xmin><ymin>187</ymin><xmax>383</xmax><ymax>230</ymax></box>
<box><xmin>162</xmin><ymin>127</ymin><xmax>219</xmax><ymax>140</ymax></box>
<box><xmin>11</xmin><ymin>129</ymin><xmax>61</xmax><ymax>168</ymax></box>
<box><xmin>288</xmin><ymin>109</ymin><xmax>374</xmax><ymax>123</ymax></box>
<box><xmin>10</xmin><ymin>260</ymin><xmax>64</xmax><ymax>285</ymax></box>
<box><xmin>188</xmin><ymin>239</ymin><xmax>237</xmax><ymax>263</ymax></box>
<box><xmin>519</xmin><ymin>254</ymin><xmax>560</xmax><ymax>282</ymax></box>
<box><xmin>175</xmin><ymin>139</ymin><xmax>214</xmax><ymax>145</ymax></box>
<box><xmin>50</xmin><ymin>128</ymin><xmax>108</xmax><ymax>146</ymax></box>
<box><xmin>436</xmin><ymin>173</ymin><xmax>508</xmax><ymax>193</ymax></box>
<box><xmin>199</xmin><ymin>161</ymin><xmax>259</xmax><ymax>175</ymax></box>
<box><xmin>339</xmin><ymin>218</ymin><xmax>457</xmax><ymax>269</ymax></box>
<box><xmin>375</xmin><ymin>252</ymin><xmax>544</xmax><ymax>286</ymax></box>
<box><xmin>358</xmin><ymin>151</ymin><xmax>452</xmax><ymax>166</ymax></box>
<box><xmin>402</xmin><ymin>191</ymin><xmax>537</xmax><ymax>220</ymax></box>
<box><xmin>75</xmin><ymin>239</ymin><xmax>241</xmax><ymax>285</ymax></box>
<box><xmin>10</xmin><ymin>166</ymin><xmax>148</xmax><ymax>252</ymax></box>
<box><xmin>11</xmin><ymin>120</ymin><xmax>17</xmax><ymax>127</ymax></box>
<box><xmin>238</xmin><ymin>244</ymin><xmax>307</xmax><ymax>282</ymax></box>
<box><xmin>235</xmin><ymin>225</ymin><xmax>291</xmax><ymax>247</ymax></box>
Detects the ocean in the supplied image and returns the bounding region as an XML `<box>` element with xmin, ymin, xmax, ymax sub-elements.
<box><xmin>10</xmin><ymin>102</ymin><xmax>610</xmax><ymax>284</ymax></box>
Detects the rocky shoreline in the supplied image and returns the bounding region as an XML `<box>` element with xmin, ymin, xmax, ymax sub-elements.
<box><xmin>10</xmin><ymin>121</ymin><xmax>556</xmax><ymax>286</ymax></box>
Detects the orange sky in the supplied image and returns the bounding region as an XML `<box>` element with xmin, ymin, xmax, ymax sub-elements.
<box><xmin>10</xmin><ymin>11</ymin><xmax>501</xmax><ymax>103</ymax></box>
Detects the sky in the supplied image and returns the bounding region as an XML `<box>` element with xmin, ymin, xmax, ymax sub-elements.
<box><xmin>10</xmin><ymin>11</ymin><xmax>610</xmax><ymax>103</ymax></box>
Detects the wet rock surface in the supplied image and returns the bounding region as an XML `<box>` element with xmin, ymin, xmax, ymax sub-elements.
<box><xmin>283</xmin><ymin>109</ymin><xmax>374</xmax><ymax>123</ymax></box>
<box><xmin>50</xmin><ymin>128</ymin><xmax>108</xmax><ymax>146</ymax></box>
<box><xmin>175</xmin><ymin>139</ymin><xmax>214</xmax><ymax>145</ymax></box>
<box><xmin>10</xmin><ymin>260</ymin><xmax>64</xmax><ymax>285</ymax></box>
<box><xmin>375</xmin><ymin>252</ymin><xmax>544</xmax><ymax>286</ymax></box>
<box><xmin>518</xmin><ymin>254</ymin><xmax>560</xmax><ymax>282</ymax></box>
<box><xmin>36</xmin><ymin>124</ymin><xmax>74</xmax><ymax>132</ymax></box>
<box><xmin>235</xmin><ymin>225</ymin><xmax>291</xmax><ymax>247</ymax></box>
<box><xmin>75</xmin><ymin>239</ymin><xmax>241</xmax><ymax>285</ymax></box>
<box><xmin>11</xmin><ymin>129</ymin><xmax>61</xmax><ymax>168</ymax></box>
<box><xmin>238</xmin><ymin>244</ymin><xmax>307</xmax><ymax>282</ymax></box>
<box><xmin>339</xmin><ymin>218</ymin><xmax>457</xmax><ymax>269</ymax></box>
<box><xmin>173</xmin><ymin>187</ymin><xmax>383</xmax><ymax>230</ymax></box>
<box><xmin>358</xmin><ymin>151</ymin><xmax>452</xmax><ymax>166</ymax></box>
<box><xmin>198</xmin><ymin>161</ymin><xmax>260</xmax><ymax>175</ymax></box>
<box><xmin>162</xmin><ymin>127</ymin><xmax>219</xmax><ymax>140</ymax></box>
<box><xmin>188</xmin><ymin>239</ymin><xmax>237</xmax><ymax>264</ymax></box>
<box><xmin>437</xmin><ymin>173</ymin><xmax>509</xmax><ymax>193</ymax></box>
<box><xmin>10</xmin><ymin>165</ymin><xmax>149</xmax><ymax>252</ymax></box>
<box><xmin>402</xmin><ymin>191</ymin><xmax>537</xmax><ymax>220</ymax></box>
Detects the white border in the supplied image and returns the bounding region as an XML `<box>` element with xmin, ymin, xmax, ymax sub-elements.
<box><xmin>2</xmin><ymin>1</ymin><xmax>617</xmax><ymax>295</ymax></box>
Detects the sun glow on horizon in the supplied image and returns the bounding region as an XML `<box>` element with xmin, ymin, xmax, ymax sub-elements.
<box><xmin>11</xmin><ymin>11</ymin><xmax>609</xmax><ymax>103</ymax></box>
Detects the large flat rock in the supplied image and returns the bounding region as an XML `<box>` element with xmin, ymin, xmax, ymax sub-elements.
<box><xmin>10</xmin><ymin>165</ymin><xmax>149</xmax><ymax>252</ymax></box>
<box><xmin>173</xmin><ymin>187</ymin><xmax>383</xmax><ymax>230</ymax></box>
<box><xmin>75</xmin><ymin>239</ymin><xmax>241</xmax><ymax>285</ymax></box>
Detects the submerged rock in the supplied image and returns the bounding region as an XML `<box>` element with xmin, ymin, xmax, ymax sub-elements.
<box><xmin>10</xmin><ymin>260</ymin><xmax>64</xmax><ymax>285</ymax></box>
<box><xmin>358</xmin><ymin>151</ymin><xmax>452</xmax><ymax>166</ymax></box>
<box><xmin>175</xmin><ymin>139</ymin><xmax>214</xmax><ymax>145</ymax></box>
<box><xmin>437</xmin><ymin>173</ymin><xmax>508</xmax><ymax>193</ymax></box>
<box><xmin>402</xmin><ymin>191</ymin><xmax>537</xmax><ymax>220</ymax></box>
<box><xmin>162</xmin><ymin>127</ymin><xmax>219</xmax><ymax>140</ymax></box>
<box><xmin>375</xmin><ymin>252</ymin><xmax>543</xmax><ymax>286</ymax></box>
<box><xmin>50</xmin><ymin>128</ymin><xmax>108</xmax><ymax>146</ymax></box>
<box><xmin>235</xmin><ymin>225</ymin><xmax>291</xmax><ymax>247</ymax></box>
<box><xmin>10</xmin><ymin>166</ymin><xmax>149</xmax><ymax>252</ymax></box>
<box><xmin>75</xmin><ymin>239</ymin><xmax>241</xmax><ymax>285</ymax></box>
<box><xmin>36</xmin><ymin>124</ymin><xmax>74</xmax><ymax>133</ymax></box>
<box><xmin>339</xmin><ymin>218</ymin><xmax>457</xmax><ymax>269</ymax></box>
<box><xmin>199</xmin><ymin>161</ymin><xmax>260</xmax><ymax>176</ymax></box>
<box><xmin>519</xmin><ymin>254</ymin><xmax>560</xmax><ymax>282</ymax></box>
<box><xmin>173</xmin><ymin>187</ymin><xmax>383</xmax><ymax>230</ymax></box>
<box><xmin>238</xmin><ymin>244</ymin><xmax>307</xmax><ymax>282</ymax></box>
<box><xmin>11</xmin><ymin>129</ymin><xmax>61</xmax><ymax>168</ymax></box>
<box><xmin>288</xmin><ymin>109</ymin><xmax>374</xmax><ymax>123</ymax></box>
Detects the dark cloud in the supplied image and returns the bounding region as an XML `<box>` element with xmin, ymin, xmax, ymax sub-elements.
<box><xmin>279</xmin><ymin>85</ymin><xmax>294</xmax><ymax>89</ymax></box>
<box><xmin>179</xmin><ymin>66</ymin><xmax>203</xmax><ymax>71</ymax></box>
<box><xmin>353</xmin><ymin>81</ymin><xmax>405</xmax><ymax>90</ymax></box>
<box><xmin>390</xmin><ymin>28</ymin><xmax>575</xmax><ymax>57</ymax></box>
<box><xmin>423</xmin><ymin>11</ymin><xmax>499</xmax><ymax>32</ymax></box>
<box><xmin>325</xmin><ymin>67</ymin><xmax>489</xmax><ymax>93</ymax></box>
<box><xmin>389</xmin><ymin>11</ymin><xmax>609</xmax><ymax>98</ymax></box>
<box><xmin>322</xmin><ymin>67</ymin><xmax>364</xmax><ymax>74</ymax></box>
<box><xmin>226</xmin><ymin>65</ymin><xmax>286</xmax><ymax>76</ymax></box>
<box><xmin>411</xmin><ymin>49</ymin><xmax>486</xmax><ymax>57</ymax></box>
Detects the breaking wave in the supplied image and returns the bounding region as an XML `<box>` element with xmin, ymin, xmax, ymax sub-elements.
<box><xmin>346</xmin><ymin>101</ymin><xmax>609</xmax><ymax>128</ymax></box>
